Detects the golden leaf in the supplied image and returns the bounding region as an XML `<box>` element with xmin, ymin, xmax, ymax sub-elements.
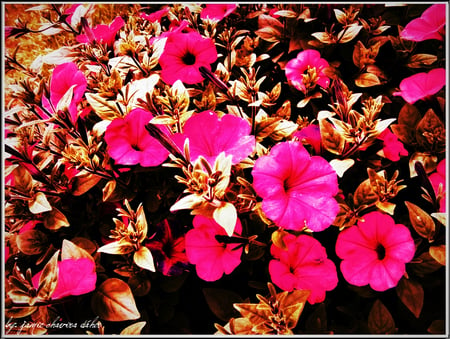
<box><xmin>42</xmin><ymin>207</ymin><xmax>70</xmax><ymax>230</ymax></box>
<box><xmin>133</xmin><ymin>246</ymin><xmax>155</xmax><ymax>272</ymax></box>
<box><xmin>429</xmin><ymin>245</ymin><xmax>446</xmax><ymax>266</ymax></box>
<box><xmin>120</xmin><ymin>321</ymin><xmax>147</xmax><ymax>335</ymax></box>
<box><xmin>405</xmin><ymin>201</ymin><xmax>436</xmax><ymax>242</ymax></box>
<box><xmin>61</xmin><ymin>239</ymin><xmax>95</xmax><ymax>262</ymax></box>
<box><xmin>28</xmin><ymin>192</ymin><xmax>52</xmax><ymax>214</ymax></box>
<box><xmin>37</xmin><ymin>250</ymin><xmax>60</xmax><ymax>302</ymax></box>
<box><xmin>16</xmin><ymin>230</ymin><xmax>48</xmax><ymax>256</ymax></box>
<box><xmin>213</xmin><ymin>202</ymin><xmax>238</xmax><ymax>237</ymax></box>
<box><xmin>355</xmin><ymin>72</ymin><xmax>380</xmax><ymax>87</ymax></box>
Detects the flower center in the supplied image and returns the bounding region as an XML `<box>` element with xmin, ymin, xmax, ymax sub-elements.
<box><xmin>182</xmin><ymin>52</ymin><xmax>196</xmax><ymax>65</ymax></box>
<box><xmin>376</xmin><ymin>244</ymin><xmax>386</xmax><ymax>260</ymax></box>
<box><xmin>131</xmin><ymin>143</ymin><xmax>142</xmax><ymax>151</ymax></box>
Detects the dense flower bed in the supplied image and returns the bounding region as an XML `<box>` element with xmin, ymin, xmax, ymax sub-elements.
<box><xmin>3</xmin><ymin>3</ymin><xmax>447</xmax><ymax>335</ymax></box>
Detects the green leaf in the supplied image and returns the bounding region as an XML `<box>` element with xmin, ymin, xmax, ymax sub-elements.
<box><xmin>91</xmin><ymin>278</ymin><xmax>141</xmax><ymax>322</ymax></box>
<box><xmin>16</xmin><ymin>230</ymin><xmax>48</xmax><ymax>256</ymax></box>
<box><xmin>368</xmin><ymin>299</ymin><xmax>396</xmax><ymax>334</ymax></box>
<box><xmin>213</xmin><ymin>202</ymin><xmax>237</xmax><ymax>237</ymax></box>
<box><xmin>429</xmin><ymin>245</ymin><xmax>446</xmax><ymax>266</ymax></box>
<box><xmin>28</xmin><ymin>192</ymin><xmax>52</xmax><ymax>214</ymax></box>
<box><xmin>120</xmin><ymin>321</ymin><xmax>147</xmax><ymax>335</ymax></box>
<box><xmin>395</xmin><ymin>277</ymin><xmax>424</xmax><ymax>318</ymax></box>
<box><xmin>133</xmin><ymin>246</ymin><xmax>155</xmax><ymax>272</ymax></box>
<box><xmin>405</xmin><ymin>201</ymin><xmax>435</xmax><ymax>242</ymax></box>
<box><xmin>203</xmin><ymin>288</ymin><xmax>243</xmax><ymax>322</ymax></box>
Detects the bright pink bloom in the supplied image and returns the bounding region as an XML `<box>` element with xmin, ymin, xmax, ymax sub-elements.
<box><xmin>76</xmin><ymin>16</ymin><xmax>125</xmax><ymax>47</ymax></box>
<box><xmin>145</xmin><ymin>219</ymin><xmax>189</xmax><ymax>276</ymax></box>
<box><xmin>140</xmin><ymin>7</ymin><xmax>169</xmax><ymax>22</ymax></box>
<box><xmin>269</xmin><ymin>234</ymin><xmax>338</xmax><ymax>304</ymax></box>
<box><xmin>32</xmin><ymin>258</ymin><xmax>97</xmax><ymax>299</ymax></box>
<box><xmin>429</xmin><ymin>159</ymin><xmax>446</xmax><ymax>212</ymax></box>
<box><xmin>159</xmin><ymin>31</ymin><xmax>217</xmax><ymax>85</ymax></box>
<box><xmin>104</xmin><ymin>108</ymin><xmax>169</xmax><ymax>167</ymax></box>
<box><xmin>285</xmin><ymin>49</ymin><xmax>330</xmax><ymax>93</ymax></box>
<box><xmin>393</xmin><ymin>68</ymin><xmax>446</xmax><ymax>104</ymax></box>
<box><xmin>336</xmin><ymin>211</ymin><xmax>416</xmax><ymax>292</ymax></box>
<box><xmin>200</xmin><ymin>4</ymin><xmax>237</xmax><ymax>21</ymax></box>
<box><xmin>171</xmin><ymin>111</ymin><xmax>255</xmax><ymax>165</ymax></box>
<box><xmin>293</xmin><ymin>124</ymin><xmax>323</xmax><ymax>155</ymax></box>
<box><xmin>400</xmin><ymin>4</ymin><xmax>446</xmax><ymax>42</ymax></box>
<box><xmin>185</xmin><ymin>215</ymin><xmax>243</xmax><ymax>282</ymax></box>
<box><xmin>42</xmin><ymin>62</ymin><xmax>87</xmax><ymax>123</ymax></box>
<box><xmin>252</xmin><ymin>141</ymin><xmax>339</xmax><ymax>232</ymax></box>
<box><xmin>378</xmin><ymin>128</ymin><xmax>408</xmax><ymax>161</ymax></box>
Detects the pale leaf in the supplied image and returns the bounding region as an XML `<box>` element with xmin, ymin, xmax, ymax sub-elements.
<box><xmin>133</xmin><ymin>246</ymin><xmax>155</xmax><ymax>272</ymax></box>
<box><xmin>213</xmin><ymin>202</ymin><xmax>237</xmax><ymax>237</ymax></box>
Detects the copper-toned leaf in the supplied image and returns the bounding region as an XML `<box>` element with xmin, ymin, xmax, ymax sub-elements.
<box><xmin>408</xmin><ymin>251</ymin><xmax>443</xmax><ymax>277</ymax></box>
<box><xmin>278</xmin><ymin>289</ymin><xmax>310</xmax><ymax>329</ymax></box>
<box><xmin>61</xmin><ymin>239</ymin><xmax>95</xmax><ymax>262</ymax></box>
<box><xmin>98</xmin><ymin>239</ymin><xmax>133</xmax><ymax>255</ymax></box>
<box><xmin>405</xmin><ymin>201</ymin><xmax>435</xmax><ymax>242</ymax></box>
<box><xmin>427</xmin><ymin>320</ymin><xmax>445</xmax><ymax>334</ymax></box>
<box><xmin>133</xmin><ymin>246</ymin><xmax>155</xmax><ymax>272</ymax></box>
<box><xmin>71</xmin><ymin>171</ymin><xmax>102</xmax><ymax>196</ymax></box>
<box><xmin>70</xmin><ymin>237</ymin><xmax>98</xmax><ymax>255</ymax></box>
<box><xmin>149</xmin><ymin>115</ymin><xmax>177</xmax><ymax>125</ymax></box>
<box><xmin>37</xmin><ymin>250</ymin><xmax>60</xmax><ymax>301</ymax></box>
<box><xmin>120</xmin><ymin>321</ymin><xmax>147</xmax><ymax>335</ymax></box>
<box><xmin>16</xmin><ymin>230</ymin><xmax>48</xmax><ymax>256</ymax></box>
<box><xmin>353</xmin><ymin>178</ymin><xmax>378</xmax><ymax>208</ymax></box>
<box><xmin>85</xmin><ymin>92</ymin><xmax>121</xmax><ymax>121</ymax></box>
<box><xmin>368</xmin><ymin>299</ymin><xmax>396</xmax><ymax>334</ymax></box>
<box><xmin>318</xmin><ymin>115</ymin><xmax>345</xmax><ymax>155</ymax></box>
<box><xmin>28</xmin><ymin>192</ymin><xmax>52</xmax><ymax>214</ymax></box>
<box><xmin>429</xmin><ymin>245</ymin><xmax>446</xmax><ymax>266</ymax></box>
<box><xmin>234</xmin><ymin>302</ymin><xmax>271</xmax><ymax>326</ymax></box>
<box><xmin>91</xmin><ymin>278</ymin><xmax>141</xmax><ymax>322</ymax></box>
<box><xmin>415</xmin><ymin>109</ymin><xmax>445</xmax><ymax>151</ymax></box>
<box><xmin>338</xmin><ymin>25</ymin><xmax>362</xmax><ymax>43</ymax></box>
<box><xmin>5</xmin><ymin>306</ymin><xmax>38</xmax><ymax>319</ymax></box>
<box><xmin>375</xmin><ymin>200</ymin><xmax>396</xmax><ymax>215</ymax></box>
<box><xmin>431</xmin><ymin>213</ymin><xmax>446</xmax><ymax>226</ymax></box>
<box><xmin>271</xmin><ymin>229</ymin><xmax>288</xmax><ymax>250</ymax></box>
<box><xmin>395</xmin><ymin>277</ymin><xmax>424</xmax><ymax>318</ymax></box>
<box><xmin>305</xmin><ymin>303</ymin><xmax>328</xmax><ymax>334</ymax></box>
<box><xmin>128</xmin><ymin>275</ymin><xmax>151</xmax><ymax>297</ymax></box>
<box><xmin>407</xmin><ymin>54</ymin><xmax>437</xmax><ymax>68</ymax></box>
<box><xmin>203</xmin><ymin>288</ymin><xmax>243</xmax><ymax>322</ymax></box>
<box><xmin>409</xmin><ymin>153</ymin><xmax>439</xmax><ymax>177</ymax></box>
<box><xmin>42</xmin><ymin>207</ymin><xmax>70</xmax><ymax>230</ymax></box>
<box><xmin>355</xmin><ymin>72</ymin><xmax>380</xmax><ymax>87</ymax></box>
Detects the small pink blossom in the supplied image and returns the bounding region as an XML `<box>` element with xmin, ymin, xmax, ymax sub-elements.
<box><xmin>159</xmin><ymin>31</ymin><xmax>217</xmax><ymax>85</ymax></box>
<box><xmin>171</xmin><ymin>111</ymin><xmax>255</xmax><ymax>165</ymax></box>
<box><xmin>285</xmin><ymin>49</ymin><xmax>330</xmax><ymax>94</ymax></box>
<box><xmin>104</xmin><ymin>108</ymin><xmax>169</xmax><ymax>167</ymax></box>
<box><xmin>336</xmin><ymin>211</ymin><xmax>416</xmax><ymax>291</ymax></box>
<box><xmin>200</xmin><ymin>4</ymin><xmax>237</xmax><ymax>21</ymax></box>
<box><xmin>32</xmin><ymin>258</ymin><xmax>97</xmax><ymax>299</ymax></box>
<box><xmin>185</xmin><ymin>215</ymin><xmax>243</xmax><ymax>282</ymax></box>
<box><xmin>378</xmin><ymin>128</ymin><xmax>408</xmax><ymax>161</ymax></box>
<box><xmin>400</xmin><ymin>4</ymin><xmax>446</xmax><ymax>42</ymax></box>
<box><xmin>429</xmin><ymin>159</ymin><xmax>446</xmax><ymax>212</ymax></box>
<box><xmin>393</xmin><ymin>68</ymin><xmax>446</xmax><ymax>104</ymax></box>
<box><xmin>293</xmin><ymin>124</ymin><xmax>323</xmax><ymax>155</ymax></box>
<box><xmin>252</xmin><ymin>141</ymin><xmax>339</xmax><ymax>232</ymax></box>
<box><xmin>140</xmin><ymin>7</ymin><xmax>169</xmax><ymax>22</ymax></box>
<box><xmin>269</xmin><ymin>234</ymin><xmax>338</xmax><ymax>304</ymax></box>
<box><xmin>42</xmin><ymin>62</ymin><xmax>87</xmax><ymax>124</ymax></box>
<box><xmin>76</xmin><ymin>16</ymin><xmax>125</xmax><ymax>47</ymax></box>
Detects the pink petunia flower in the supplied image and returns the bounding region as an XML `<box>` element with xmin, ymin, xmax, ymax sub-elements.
<box><xmin>185</xmin><ymin>215</ymin><xmax>243</xmax><ymax>282</ymax></box>
<box><xmin>400</xmin><ymin>4</ymin><xmax>446</xmax><ymax>42</ymax></box>
<box><xmin>429</xmin><ymin>159</ymin><xmax>446</xmax><ymax>213</ymax></box>
<box><xmin>200</xmin><ymin>4</ymin><xmax>237</xmax><ymax>21</ymax></box>
<box><xmin>104</xmin><ymin>108</ymin><xmax>169</xmax><ymax>167</ymax></box>
<box><xmin>393</xmin><ymin>68</ymin><xmax>446</xmax><ymax>104</ymax></box>
<box><xmin>252</xmin><ymin>141</ymin><xmax>339</xmax><ymax>232</ymax></box>
<box><xmin>269</xmin><ymin>234</ymin><xmax>338</xmax><ymax>304</ymax></box>
<box><xmin>377</xmin><ymin>128</ymin><xmax>408</xmax><ymax>162</ymax></box>
<box><xmin>159</xmin><ymin>31</ymin><xmax>217</xmax><ymax>85</ymax></box>
<box><xmin>42</xmin><ymin>62</ymin><xmax>87</xmax><ymax>124</ymax></box>
<box><xmin>32</xmin><ymin>258</ymin><xmax>97</xmax><ymax>299</ymax></box>
<box><xmin>76</xmin><ymin>16</ymin><xmax>125</xmax><ymax>47</ymax></box>
<box><xmin>171</xmin><ymin>111</ymin><xmax>255</xmax><ymax>165</ymax></box>
<box><xmin>145</xmin><ymin>219</ymin><xmax>189</xmax><ymax>276</ymax></box>
<box><xmin>335</xmin><ymin>211</ymin><xmax>416</xmax><ymax>292</ymax></box>
<box><xmin>285</xmin><ymin>49</ymin><xmax>330</xmax><ymax>94</ymax></box>
<box><xmin>140</xmin><ymin>7</ymin><xmax>169</xmax><ymax>22</ymax></box>
<box><xmin>293</xmin><ymin>124</ymin><xmax>323</xmax><ymax>155</ymax></box>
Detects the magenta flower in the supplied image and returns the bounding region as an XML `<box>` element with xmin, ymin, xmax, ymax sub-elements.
<box><xmin>393</xmin><ymin>68</ymin><xmax>446</xmax><ymax>104</ymax></box>
<box><xmin>76</xmin><ymin>16</ymin><xmax>125</xmax><ymax>47</ymax></box>
<box><xmin>252</xmin><ymin>141</ymin><xmax>339</xmax><ymax>232</ymax></box>
<box><xmin>200</xmin><ymin>4</ymin><xmax>237</xmax><ymax>21</ymax></box>
<box><xmin>378</xmin><ymin>128</ymin><xmax>408</xmax><ymax>162</ymax></box>
<box><xmin>159</xmin><ymin>31</ymin><xmax>217</xmax><ymax>85</ymax></box>
<box><xmin>336</xmin><ymin>211</ymin><xmax>416</xmax><ymax>291</ymax></box>
<box><xmin>285</xmin><ymin>49</ymin><xmax>330</xmax><ymax>94</ymax></box>
<box><xmin>145</xmin><ymin>219</ymin><xmax>189</xmax><ymax>276</ymax></box>
<box><xmin>42</xmin><ymin>62</ymin><xmax>87</xmax><ymax>123</ymax></box>
<box><xmin>400</xmin><ymin>4</ymin><xmax>446</xmax><ymax>42</ymax></box>
<box><xmin>104</xmin><ymin>108</ymin><xmax>169</xmax><ymax>167</ymax></box>
<box><xmin>269</xmin><ymin>234</ymin><xmax>338</xmax><ymax>304</ymax></box>
<box><xmin>140</xmin><ymin>7</ymin><xmax>169</xmax><ymax>22</ymax></box>
<box><xmin>32</xmin><ymin>258</ymin><xmax>97</xmax><ymax>299</ymax></box>
<box><xmin>293</xmin><ymin>124</ymin><xmax>323</xmax><ymax>155</ymax></box>
<box><xmin>429</xmin><ymin>159</ymin><xmax>446</xmax><ymax>212</ymax></box>
<box><xmin>171</xmin><ymin>111</ymin><xmax>255</xmax><ymax>165</ymax></box>
<box><xmin>185</xmin><ymin>215</ymin><xmax>243</xmax><ymax>282</ymax></box>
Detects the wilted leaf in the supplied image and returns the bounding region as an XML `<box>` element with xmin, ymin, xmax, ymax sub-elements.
<box><xmin>429</xmin><ymin>245</ymin><xmax>446</xmax><ymax>266</ymax></box>
<box><xmin>368</xmin><ymin>299</ymin><xmax>396</xmax><ymax>334</ymax></box>
<box><xmin>91</xmin><ymin>278</ymin><xmax>141</xmax><ymax>321</ymax></box>
<box><xmin>16</xmin><ymin>230</ymin><xmax>48</xmax><ymax>256</ymax></box>
<box><xmin>120</xmin><ymin>321</ymin><xmax>147</xmax><ymax>335</ymax></box>
<box><xmin>407</xmin><ymin>54</ymin><xmax>437</xmax><ymax>68</ymax></box>
<box><xmin>28</xmin><ymin>192</ymin><xmax>52</xmax><ymax>214</ymax></box>
<box><xmin>213</xmin><ymin>202</ymin><xmax>237</xmax><ymax>237</ymax></box>
<box><xmin>405</xmin><ymin>201</ymin><xmax>435</xmax><ymax>242</ymax></box>
<box><xmin>133</xmin><ymin>246</ymin><xmax>155</xmax><ymax>272</ymax></box>
<box><xmin>203</xmin><ymin>288</ymin><xmax>243</xmax><ymax>321</ymax></box>
<box><xmin>355</xmin><ymin>73</ymin><xmax>380</xmax><ymax>87</ymax></box>
<box><xmin>42</xmin><ymin>207</ymin><xmax>70</xmax><ymax>230</ymax></box>
<box><xmin>396</xmin><ymin>277</ymin><xmax>424</xmax><ymax>318</ymax></box>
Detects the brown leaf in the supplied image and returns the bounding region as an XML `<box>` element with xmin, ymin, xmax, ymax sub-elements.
<box><xmin>133</xmin><ymin>246</ymin><xmax>155</xmax><ymax>272</ymax></box>
<box><xmin>407</xmin><ymin>54</ymin><xmax>437</xmax><ymax>68</ymax></box>
<box><xmin>37</xmin><ymin>250</ymin><xmax>60</xmax><ymax>301</ymax></box>
<box><xmin>5</xmin><ymin>306</ymin><xmax>38</xmax><ymax>319</ymax></box>
<box><xmin>16</xmin><ymin>230</ymin><xmax>48</xmax><ymax>256</ymax></box>
<box><xmin>120</xmin><ymin>321</ymin><xmax>147</xmax><ymax>335</ymax></box>
<box><xmin>355</xmin><ymin>72</ymin><xmax>381</xmax><ymax>87</ymax></box>
<box><xmin>203</xmin><ymin>288</ymin><xmax>243</xmax><ymax>322</ymax></box>
<box><xmin>28</xmin><ymin>192</ymin><xmax>52</xmax><ymax>214</ymax></box>
<box><xmin>368</xmin><ymin>299</ymin><xmax>396</xmax><ymax>334</ymax></box>
<box><xmin>318</xmin><ymin>116</ymin><xmax>345</xmax><ymax>155</ymax></box>
<box><xmin>408</xmin><ymin>251</ymin><xmax>443</xmax><ymax>277</ymax></box>
<box><xmin>429</xmin><ymin>245</ymin><xmax>446</xmax><ymax>266</ymax></box>
<box><xmin>395</xmin><ymin>277</ymin><xmax>424</xmax><ymax>318</ymax></box>
<box><xmin>337</xmin><ymin>25</ymin><xmax>362</xmax><ymax>43</ymax></box>
<box><xmin>427</xmin><ymin>320</ymin><xmax>445</xmax><ymax>334</ymax></box>
<box><xmin>61</xmin><ymin>239</ymin><xmax>95</xmax><ymax>262</ymax></box>
<box><xmin>71</xmin><ymin>171</ymin><xmax>102</xmax><ymax>196</ymax></box>
<box><xmin>42</xmin><ymin>207</ymin><xmax>70</xmax><ymax>230</ymax></box>
<box><xmin>405</xmin><ymin>201</ymin><xmax>435</xmax><ymax>242</ymax></box>
<box><xmin>91</xmin><ymin>278</ymin><xmax>141</xmax><ymax>322</ymax></box>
